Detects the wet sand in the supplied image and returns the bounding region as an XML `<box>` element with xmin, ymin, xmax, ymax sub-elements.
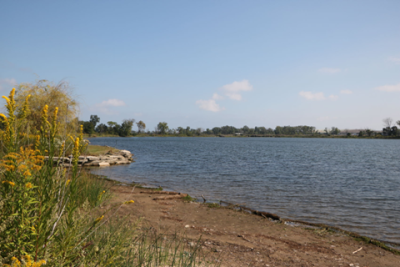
<box><xmin>103</xmin><ymin>181</ymin><xmax>400</xmax><ymax>267</ymax></box>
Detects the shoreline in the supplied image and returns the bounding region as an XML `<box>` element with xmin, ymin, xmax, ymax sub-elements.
<box><xmin>97</xmin><ymin>174</ymin><xmax>400</xmax><ymax>266</ymax></box>
<box><xmin>95</xmin><ymin>172</ymin><xmax>400</xmax><ymax>255</ymax></box>
<box><xmin>88</xmin><ymin>135</ymin><xmax>400</xmax><ymax>140</ymax></box>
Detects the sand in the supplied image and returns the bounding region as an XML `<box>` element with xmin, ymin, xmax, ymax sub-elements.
<box><xmin>105</xmin><ymin>182</ymin><xmax>400</xmax><ymax>267</ymax></box>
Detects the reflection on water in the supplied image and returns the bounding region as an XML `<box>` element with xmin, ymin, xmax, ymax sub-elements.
<box><xmin>89</xmin><ymin>137</ymin><xmax>400</xmax><ymax>243</ymax></box>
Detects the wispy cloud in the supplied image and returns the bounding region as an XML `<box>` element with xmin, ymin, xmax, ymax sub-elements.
<box><xmin>212</xmin><ymin>93</ymin><xmax>224</xmax><ymax>100</ymax></box>
<box><xmin>97</xmin><ymin>99</ymin><xmax>126</xmax><ymax>107</ymax></box>
<box><xmin>196</xmin><ymin>99</ymin><xmax>224</xmax><ymax>112</ymax></box>
<box><xmin>388</xmin><ymin>57</ymin><xmax>400</xmax><ymax>64</ymax></box>
<box><xmin>221</xmin><ymin>80</ymin><xmax>253</xmax><ymax>101</ymax></box>
<box><xmin>318</xmin><ymin>68</ymin><xmax>341</xmax><ymax>74</ymax></box>
<box><xmin>340</xmin><ymin>90</ymin><xmax>353</xmax><ymax>95</ymax></box>
<box><xmin>196</xmin><ymin>80</ymin><xmax>253</xmax><ymax>112</ymax></box>
<box><xmin>0</xmin><ymin>78</ymin><xmax>17</xmax><ymax>91</ymax></box>
<box><xmin>375</xmin><ymin>83</ymin><xmax>400</xmax><ymax>92</ymax></box>
<box><xmin>92</xmin><ymin>98</ymin><xmax>126</xmax><ymax>114</ymax></box>
<box><xmin>328</xmin><ymin>95</ymin><xmax>338</xmax><ymax>100</ymax></box>
<box><xmin>299</xmin><ymin>91</ymin><xmax>326</xmax><ymax>101</ymax></box>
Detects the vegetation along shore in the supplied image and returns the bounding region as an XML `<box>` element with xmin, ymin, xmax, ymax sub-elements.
<box><xmin>1</xmin><ymin>80</ymin><xmax>400</xmax><ymax>266</ymax></box>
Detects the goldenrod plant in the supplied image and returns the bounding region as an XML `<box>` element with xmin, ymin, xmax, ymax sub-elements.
<box><xmin>0</xmin><ymin>88</ymin><xmax>213</xmax><ymax>267</ymax></box>
<box><xmin>0</xmin><ymin>88</ymin><xmax>103</xmax><ymax>265</ymax></box>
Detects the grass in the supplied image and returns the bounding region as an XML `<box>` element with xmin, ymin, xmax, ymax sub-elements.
<box><xmin>182</xmin><ymin>194</ymin><xmax>196</xmax><ymax>202</ymax></box>
<box><xmin>205</xmin><ymin>203</ymin><xmax>221</xmax><ymax>209</ymax></box>
<box><xmin>84</xmin><ymin>144</ymin><xmax>120</xmax><ymax>156</ymax></box>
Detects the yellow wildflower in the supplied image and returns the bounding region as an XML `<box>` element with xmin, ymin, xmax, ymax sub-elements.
<box><xmin>18</xmin><ymin>164</ymin><xmax>27</xmax><ymax>171</ymax></box>
<box><xmin>66</xmin><ymin>179</ymin><xmax>71</xmax><ymax>185</ymax></box>
<box><xmin>2</xmin><ymin>180</ymin><xmax>15</xmax><ymax>186</ymax></box>
<box><xmin>34</xmin><ymin>135</ymin><xmax>40</xmax><ymax>151</ymax></box>
<box><xmin>24</xmin><ymin>254</ymin><xmax>32</xmax><ymax>266</ymax></box>
<box><xmin>25</xmin><ymin>182</ymin><xmax>33</xmax><ymax>189</ymax></box>
<box><xmin>19</xmin><ymin>94</ymin><xmax>30</xmax><ymax>119</ymax></box>
<box><xmin>32</xmin><ymin>259</ymin><xmax>46</xmax><ymax>267</ymax></box>
<box><xmin>124</xmin><ymin>200</ymin><xmax>135</xmax><ymax>204</ymax></box>
<box><xmin>0</xmin><ymin>113</ymin><xmax>7</xmax><ymax>121</ymax></box>
<box><xmin>95</xmin><ymin>215</ymin><xmax>104</xmax><ymax>223</ymax></box>
<box><xmin>72</xmin><ymin>137</ymin><xmax>80</xmax><ymax>165</ymax></box>
<box><xmin>10</xmin><ymin>256</ymin><xmax>20</xmax><ymax>266</ymax></box>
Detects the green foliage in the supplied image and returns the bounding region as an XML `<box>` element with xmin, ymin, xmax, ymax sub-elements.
<box><xmin>157</xmin><ymin>122</ymin><xmax>169</xmax><ymax>135</ymax></box>
<box><xmin>206</xmin><ymin>203</ymin><xmax>221</xmax><ymax>208</ymax></box>
<box><xmin>136</xmin><ymin>120</ymin><xmax>146</xmax><ymax>133</ymax></box>
<box><xmin>15</xmin><ymin>80</ymin><xmax>79</xmax><ymax>136</ymax></box>
<box><xmin>183</xmin><ymin>194</ymin><xmax>195</xmax><ymax>202</ymax></box>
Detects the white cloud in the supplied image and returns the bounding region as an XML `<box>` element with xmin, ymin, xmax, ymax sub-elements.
<box><xmin>375</xmin><ymin>83</ymin><xmax>400</xmax><ymax>92</ymax></box>
<box><xmin>0</xmin><ymin>78</ymin><xmax>17</xmax><ymax>91</ymax></box>
<box><xmin>212</xmin><ymin>93</ymin><xmax>224</xmax><ymax>100</ymax></box>
<box><xmin>97</xmin><ymin>99</ymin><xmax>126</xmax><ymax>107</ymax></box>
<box><xmin>329</xmin><ymin>95</ymin><xmax>339</xmax><ymax>100</ymax></box>
<box><xmin>318</xmin><ymin>68</ymin><xmax>341</xmax><ymax>74</ymax></box>
<box><xmin>299</xmin><ymin>91</ymin><xmax>326</xmax><ymax>101</ymax></box>
<box><xmin>196</xmin><ymin>99</ymin><xmax>224</xmax><ymax>112</ymax></box>
<box><xmin>388</xmin><ymin>57</ymin><xmax>400</xmax><ymax>64</ymax></box>
<box><xmin>221</xmin><ymin>80</ymin><xmax>253</xmax><ymax>101</ymax></box>
<box><xmin>340</xmin><ymin>90</ymin><xmax>353</xmax><ymax>94</ymax></box>
<box><xmin>92</xmin><ymin>98</ymin><xmax>126</xmax><ymax>115</ymax></box>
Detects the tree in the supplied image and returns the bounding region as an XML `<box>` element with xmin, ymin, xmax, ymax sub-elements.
<box><xmin>107</xmin><ymin>121</ymin><xmax>118</xmax><ymax>134</ymax></box>
<box><xmin>383</xmin><ymin>117</ymin><xmax>393</xmax><ymax>128</ymax></box>
<box><xmin>365</xmin><ymin>128</ymin><xmax>374</xmax><ymax>137</ymax></box>
<box><xmin>119</xmin><ymin>119</ymin><xmax>135</xmax><ymax>137</ymax></box>
<box><xmin>96</xmin><ymin>123</ymin><xmax>108</xmax><ymax>134</ymax></box>
<box><xmin>330</xmin><ymin>127</ymin><xmax>340</xmax><ymax>135</ymax></box>
<box><xmin>15</xmin><ymin>80</ymin><xmax>79</xmax><ymax>135</ymax></box>
<box><xmin>90</xmin><ymin>115</ymin><xmax>100</xmax><ymax>128</ymax></box>
<box><xmin>83</xmin><ymin>121</ymin><xmax>95</xmax><ymax>136</ymax></box>
<box><xmin>212</xmin><ymin>127</ymin><xmax>221</xmax><ymax>135</ymax></box>
<box><xmin>136</xmin><ymin>120</ymin><xmax>146</xmax><ymax>133</ymax></box>
<box><xmin>157</xmin><ymin>122</ymin><xmax>169</xmax><ymax>134</ymax></box>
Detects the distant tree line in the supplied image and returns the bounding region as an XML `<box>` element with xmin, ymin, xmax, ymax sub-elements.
<box><xmin>78</xmin><ymin>114</ymin><xmax>400</xmax><ymax>138</ymax></box>
<box><xmin>79</xmin><ymin>115</ymin><xmax>137</xmax><ymax>137</ymax></box>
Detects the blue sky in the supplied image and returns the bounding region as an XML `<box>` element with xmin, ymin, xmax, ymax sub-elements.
<box><xmin>1</xmin><ymin>0</ymin><xmax>399</xmax><ymax>131</ymax></box>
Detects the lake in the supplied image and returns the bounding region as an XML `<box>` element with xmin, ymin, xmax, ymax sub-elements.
<box><xmin>88</xmin><ymin>137</ymin><xmax>400</xmax><ymax>244</ymax></box>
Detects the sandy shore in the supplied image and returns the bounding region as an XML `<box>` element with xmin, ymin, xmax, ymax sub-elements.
<box><xmin>103</xmin><ymin>180</ymin><xmax>400</xmax><ymax>267</ymax></box>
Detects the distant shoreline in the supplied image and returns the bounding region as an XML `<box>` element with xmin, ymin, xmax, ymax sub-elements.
<box><xmin>86</xmin><ymin>134</ymin><xmax>400</xmax><ymax>140</ymax></box>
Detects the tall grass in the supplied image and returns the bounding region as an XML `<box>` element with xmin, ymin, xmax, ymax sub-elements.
<box><xmin>0</xmin><ymin>88</ymin><xmax>215</xmax><ymax>267</ymax></box>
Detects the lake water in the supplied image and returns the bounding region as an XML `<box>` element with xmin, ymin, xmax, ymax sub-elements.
<box><xmin>89</xmin><ymin>137</ymin><xmax>400</xmax><ymax>244</ymax></box>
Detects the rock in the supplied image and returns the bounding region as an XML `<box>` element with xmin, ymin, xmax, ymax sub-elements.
<box><xmin>98</xmin><ymin>162</ymin><xmax>110</xmax><ymax>167</ymax></box>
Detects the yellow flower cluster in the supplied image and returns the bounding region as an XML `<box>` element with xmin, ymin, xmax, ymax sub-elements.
<box><xmin>6</xmin><ymin>255</ymin><xmax>46</xmax><ymax>267</ymax></box>
<box><xmin>72</xmin><ymin>137</ymin><xmax>80</xmax><ymax>165</ymax></box>
<box><xmin>124</xmin><ymin>200</ymin><xmax>135</xmax><ymax>204</ymax></box>
<box><xmin>2</xmin><ymin>181</ymin><xmax>15</xmax><ymax>187</ymax></box>
<box><xmin>0</xmin><ymin>88</ymin><xmax>16</xmax><ymax>144</ymax></box>
<box><xmin>19</xmin><ymin>94</ymin><xmax>31</xmax><ymax>120</ymax></box>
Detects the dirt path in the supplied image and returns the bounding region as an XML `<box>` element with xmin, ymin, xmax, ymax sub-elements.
<box><xmin>107</xmin><ymin>184</ymin><xmax>400</xmax><ymax>267</ymax></box>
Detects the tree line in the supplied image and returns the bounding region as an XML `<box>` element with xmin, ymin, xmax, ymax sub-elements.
<box><xmin>77</xmin><ymin>114</ymin><xmax>400</xmax><ymax>138</ymax></box>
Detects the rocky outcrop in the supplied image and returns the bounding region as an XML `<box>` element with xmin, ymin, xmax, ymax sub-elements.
<box><xmin>47</xmin><ymin>150</ymin><xmax>134</xmax><ymax>167</ymax></box>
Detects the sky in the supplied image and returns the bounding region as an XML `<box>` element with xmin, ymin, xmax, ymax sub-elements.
<box><xmin>1</xmin><ymin>0</ymin><xmax>399</xmax><ymax>131</ymax></box>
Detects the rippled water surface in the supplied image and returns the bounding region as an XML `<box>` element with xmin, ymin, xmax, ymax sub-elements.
<box><xmin>89</xmin><ymin>137</ymin><xmax>400</xmax><ymax>243</ymax></box>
